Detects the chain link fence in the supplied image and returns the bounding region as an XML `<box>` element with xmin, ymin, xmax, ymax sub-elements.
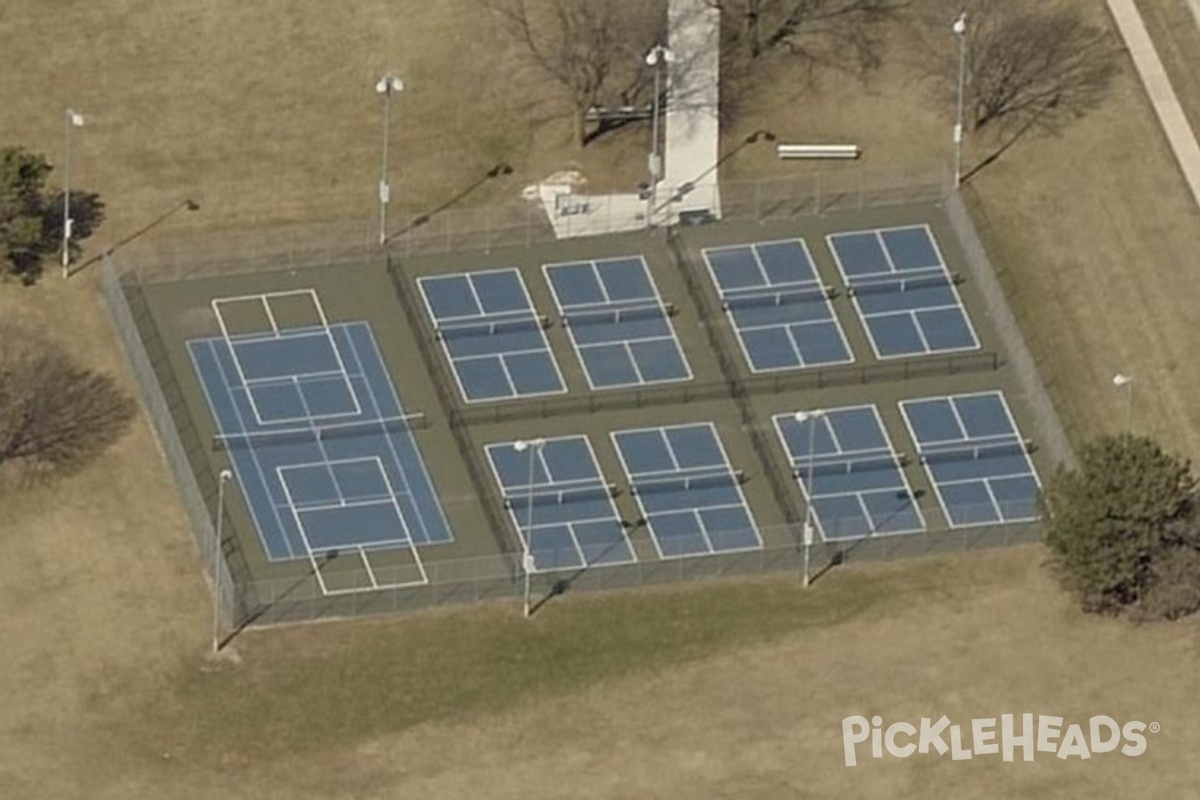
<box><xmin>943</xmin><ymin>190</ymin><xmax>1076</xmax><ymax>471</ymax></box>
<box><xmin>100</xmin><ymin>256</ymin><xmax>249</xmax><ymax>641</ymax></box>
<box><xmin>99</xmin><ymin>161</ymin><xmax>1072</xmax><ymax>630</ymax></box>
<box><xmin>114</xmin><ymin>163</ymin><xmax>949</xmax><ymax>282</ymax></box>
<box><xmin>197</xmin><ymin>518</ymin><xmax>1042</xmax><ymax>626</ymax></box>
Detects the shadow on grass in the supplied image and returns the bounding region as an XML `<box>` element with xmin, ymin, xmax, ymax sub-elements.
<box><xmin>810</xmin><ymin>489</ymin><xmax>927</xmax><ymax>586</ymax></box>
<box><xmin>384</xmin><ymin>163</ymin><xmax>514</xmax><ymax>244</ymax></box>
<box><xmin>68</xmin><ymin>198</ymin><xmax>200</xmax><ymax>278</ymax></box>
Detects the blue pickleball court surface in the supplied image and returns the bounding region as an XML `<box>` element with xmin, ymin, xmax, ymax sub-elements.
<box><xmin>543</xmin><ymin>256</ymin><xmax>692</xmax><ymax>390</ymax></box>
<box><xmin>485</xmin><ymin>436</ymin><xmax>636</xmax><ymax>572</ymax></box>
<box><xmin>701</xmin><ymin>239</ymin><xmax>854</xmax><ymax>373</ymax></box>
<box><xmin>774</xmin><ymin>406</ymin><xmax>925</xmax><ymax>540</ymax></box>
<box><xmin>611</xmin><ymin>423</ymin><xmax>762</xmax><ymax>559</ymax></box>
<box><xmin>826</xmin><ymin>225</ymin><xmax>980</xmax><ymax>359</ymax></box>
<box><xmin>189</xmin><ymin>321</ymin><xmax>454</xmax><ymax>563</ymax></box>
<box><xmin>900</xmin><ymin>391</ymin><xmax>1041</xmax><ymax>527</ymax></box>
<box><xmin>417</xmin><ymin>268</ymin><xmax>566</xmax><ymax>403</ymax></box>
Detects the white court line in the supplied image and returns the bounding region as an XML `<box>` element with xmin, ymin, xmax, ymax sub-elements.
<box><xmin>202</xmin><ymin>339</ymin><xmax>299</xmax><ymax>561</ymax></box>
<box><xmin>612</xmin><ymin>422</ymin><xmax>762</xmax><ymax>558</ymax></box>
<box><xmin>347</xmin><ymin>324</ymin><xmax>447</xmax><ymax>545</ymax></box>
<box><xmin>213</xmin><ymin>290</ymin><xmax>360</xmax><ymax>424</ymax></box>
<box><xmin>544</xmin><ymin>256</ymin><xmax>691</xmax><ymax>392</ymax></box>
<box><xmin>772</xmin><ymin>406</ymin><xmax>924</xmax><ymax>540</ymax></box>
<box><xmin>276</xmin><ymin>465</ymin><xmax>428</xmax><ymax>594</ymax></box>
<box><xmin>704</xmin><ymin>241</ymin><xmax>852</xmax><ymax>374</ymax></box>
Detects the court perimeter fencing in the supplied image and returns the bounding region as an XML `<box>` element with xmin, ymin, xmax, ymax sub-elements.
<box><xmin>112</xmin><ymin>162</ymin><xmax>949</xmax><ymax>282</ymax></box>
<box><xmin>157</xmin><ymin>521</ymin><xmax>1043</xmax><ymax>626</ymax></box>
<box><xmin>100</xmin><ymin>256</ymin><xmax>251</xmax><ymax>642</ymax></box>
<box><xmin>100</xmin><ymin>160</ymin><xmax>1075</xmax><ymax>629</ymax></box>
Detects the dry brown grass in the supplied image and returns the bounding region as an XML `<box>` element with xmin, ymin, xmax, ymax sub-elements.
<box><xmin>2</xmin><ymin>0</ymin><xmax>1200</xmax><ymax>798</ymax></box>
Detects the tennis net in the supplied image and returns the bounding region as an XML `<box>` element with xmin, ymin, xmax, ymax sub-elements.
<box><xmin>562</xmin><ymin>302</ymin><xmax>673</xmax><ymax>327</ymax></box>
<box><xmin>435</xmin><ymin>314</ymin><xmax>549</xmax><ymax>340</ymax></box>
<box><xmin>212</xmin><ymin>413</ymin><xmax>428</xmax><ymax>450</ymax></box>
<box><xmin>630</xmin><ymin>470</ymin><xmax>744</xmax><ymax>495</ymax></box>
<box><xmin>503</xmin><ymin>482</ymin><xmax>617</xmax><ymax>509</ymax></box>
<box><xmin>848</xmin><ymin>272</ymin><xmax>958</xmax><ymax>296</ymax></box>
<box><xmin>722</xmin><ymin>285</ymin><xmax>832</xmax><ymax>311</ymax></box>
<box><xmin>920</xmin><ymin>439</ymin><xmax>1030</xmax><ymax>465</ymax></box>
<box><xmin>792</xmin><ymin>452</ymin><xmax>900</xmax><ymax>479</ymax></box>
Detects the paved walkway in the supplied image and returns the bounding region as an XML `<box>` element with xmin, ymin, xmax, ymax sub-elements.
<box><xmin>659</xmin><ymin>0</ymin><xmax>722</xmax><ymax>221</ymax></box>
<box><xmin>1107</xmin><ymin>0</ymin><xmax>1200</xmax><ymax>207</ymax></box>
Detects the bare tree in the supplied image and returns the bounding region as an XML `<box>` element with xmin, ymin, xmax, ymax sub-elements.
<box><xmin>488</xmin><ymin>0</ymin><xmax>665</xmax><ymax>147</ymax></box>
<box><xmin>711</xmin><ymin>0</ymin><xmax>900</xmax><ymax>69</ymax></box>
<box><xmin>961</xmin><ymin>1</ymin><xmax>1119</xmax><ymax>132</ymax></box>
<box><xmin>0</xmin><ymin>324</ymin><xmax>136</xmax><ymax>483</ymax></box>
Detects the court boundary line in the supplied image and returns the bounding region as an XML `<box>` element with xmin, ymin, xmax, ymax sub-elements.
<box><xmin>345</xmin><ymin>323</ymin><xmax>453</xmax><ymax>546</ymax></box>
<box><xmin>611</xmin><ymin>422</ymin><xmax>763</xmax><ymax>560</ymax></box>
<box><xmin>772</xmin><ymin>405</ymin><xmax>925</xmax><ymax>541</ymax></box>
<box><xmin>211</xmin><ymin>289</ymin><xmax>362</xmax><ymax>424</ymax></box>
<box><xmin>701</xmin><ymin>240</ymin><xmax>855</xmax><ymax>374</ymax></box>
<box><xmin>825</xmin><ymin>226</ymin><xmax>981</xmax><ymax>361</ymax></box>
<box><xmin>543</xmin><ymin>256</ymin><xmax>694</xmax><ymax>391</ymax></box>
<box><xmin>277</xmin><ymin>461</ymin><xmax>429</xmax><ymax>595</ymax></box>
<box><xmin>417</xmin><ymin>269</ymin><xmax>567</xmax><ymax>404</ymax></box>
<box><xmin>898</xmin><ymin>392</ymin><xmax>1041</xmax><ymax>529</ymax></box>
<box><xmin>483</xmin><ymin>435</ymin><xmax>636</xmax><ymax>573</ymax></box>
<box><xmin>199</xmin><ymin>337</ymin><xmax>300</xmax><ymax>561</ymax></box>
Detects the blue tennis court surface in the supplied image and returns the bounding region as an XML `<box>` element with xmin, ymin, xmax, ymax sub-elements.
<box><xmin>189</xmin><ymin>321</ymin><xmax>454</xmax><ymax>566</ymax></box>
<box><xmin>485</xmin><ymin>436</ymin><xmax>636</xmax><ymax>572</ymax></box>
<box><xmin>418</xmin><ymin>268</ymin><xmax>566</xmax><ymax>403</ymax></box>
<box><xmin>826</xmin><ymin>225</ymin><xmax>980</xmax><ymax>359</ymax></box>
<box><xmin>702</xmin><ymin>239</ymin><xmax>854</xmax><ymax>373</ymax></box>
<box><xmin>774</xmin><ymin>406</ymin><xmax>925</xmax><ymax>540</ymax></box>
<box><xmin>900</xmin><ymin>391</ymin><xmax>1041</xmax><ymax>527</ymax></box>
<box><xmin>611</xmin><ymin>423</ymin><xmax>762</xmax><ymax>558</ymax></box>
<box><xmin>543</xmin><ymin>256</ymin><xmax>692</xmax><ymax>389</ymax></box>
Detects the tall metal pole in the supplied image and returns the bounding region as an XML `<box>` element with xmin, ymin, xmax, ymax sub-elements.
<box><xmin>953</xmin><ymin>13</ymin><xmax>967</xmax><ymax>189</ymax></box>
<box><xmin>1113</xmin><ymin>374</ymin><xmax>1134</xmax><ymax>433</ymax></box>
<box><xmin>798</xmin><ymin>410</ymin><xmax>825</xmax><ymax>587</ymax></box>
<box><xmin>644</xmin><ymin>46</ymin><xmax>673</xmax><ymax>229</ymax></box>
<box><xmin>514</xmin><ymin>439</ymin><xmax>543</xmax><ymax>618</ymax></box>
<box><xmin>212</xmin><ymin>469</ymin><xmax>232</xmax><ymax>655</ymax></box>
<box><xmin>376</xmin><ymin>75</ymin><xmax>403</xmax><ymax>245</ymax></box>
<box><xmin>62</xmin><ymin>108</ymin><xmax>84</xmax><ymax>278</ymax></box>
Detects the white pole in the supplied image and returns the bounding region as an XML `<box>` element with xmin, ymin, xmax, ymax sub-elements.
<box><xmin>1113</xmin><ymin>373</ymin><xmax>1134</xmax><ymax>433</ymax></box>
<box><xmin>212</xmin><ymin>469</ymin><xmax>232</xmax><ymax>655</ymax></box>
<box><xmin>953</xmin><ymin>13</ymin><xmax>967</xmax><ymax>188</ymax></box>
<box><xmin>644</xmin><ymin>46</ymin><xmax>674</xmax><ymax>230</ymax></box>
<box><xmin>797</xmin><ymin>410</ymin><xmax>825</xmax><ymax>587</ymax></box>
<box><xmin>62</xmin><ymin>108</ymin><xmax>84</xmax><ymax>278</ymax></box>
<box><xmin>376</xmin><ymin>75</ymin><xmax>403</xmax><ymax>245</ymax></box>
<box><xmin>514</xmin><ymin>439</ymin><xmax>544</xmax><ymax>617</ymax></box>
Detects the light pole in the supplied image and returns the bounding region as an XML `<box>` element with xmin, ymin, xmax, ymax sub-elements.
<box><xmin>1113</xmin><ymin>373</ymin><xmax>1134</xmax><ymax>433</ymax></box>
<box><xmin>512</xmin><ymin>438</ymin><xmax>545</xmax><ymax>618</ymax></box>
<box><xmin>62</xmin><ymin>108</ymin><xmax>85</xmax><ymax>278</ymax></box>
<box><xmin>212</xmin><ymin>469</ymin><xmax>233</xmax><ymax>655</ymax></box>
<box><xmin>953</xmin><ymin>12</ymin><xmax>967</xmax><ymax>188</ymax></box>
<box><xmin>795</xmin><ymin>410</ymin><xmax>825</xmax><ymax>588</ymax></box>
<box><xmin>644</xmin><ymin>45</ymin><xmax>674</xmax><ymax>229</ymax></box>
<box><xmin>375</xmin><ymin>74</ymin><xmax>404</xmax><ymax>245</ymax></box>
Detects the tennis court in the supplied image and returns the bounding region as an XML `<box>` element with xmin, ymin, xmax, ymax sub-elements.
<box><xmin>484</xmin><ymin>436</ymin><xmax>636</xmax><ymax>572</ymax></box>
<box><xmin>417</xmin><ymin>268</ymin><xmax>566</xmax><ymax>402</ymax></box>
<box><xmin>773</xmin><ymin>406</ymin><xmax>925</xmax><ymax>540</ymax></box>
<box><xmin>701</xmin><ymin>239</ymin><xmax>854</xmax><ymax>373</ymax></box>
<box><xmin>899</xmin><ymin>391</ymin><xmax>1041</xmax><ymax>527</ymax></box>
<box><xmin>826</xmin><ymin>225</ymin><xmax>980</xmax><ymax>360</ymax></box>
<box><xmin>543</xmin><ymin>256</ymin><xmax>692</xmax><ymax>390</ymax></box>
<box><xmin>611</xmin><ymin>423</ymin><xmax>762</xmax><ymax>559</ymax></box>
<box><xmin>188</xmin><ymin>290</ymin><xmax>453</xmax><ymax>594</ymax></box>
